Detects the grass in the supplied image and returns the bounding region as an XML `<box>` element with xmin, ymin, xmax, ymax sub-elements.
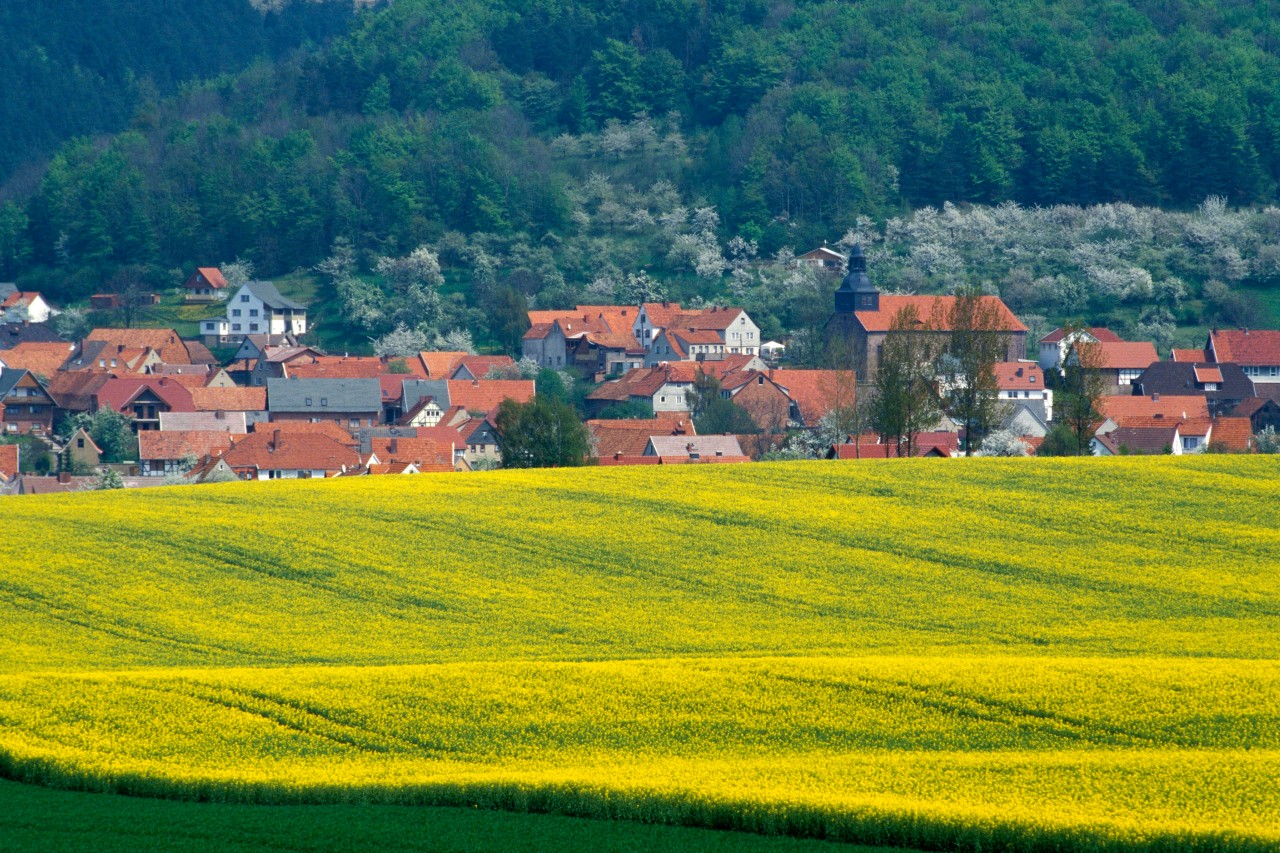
<box><xmin>1</xmin><ymin>457</ymin><xmax>1279</xmax><ymax>849</ymax></box>
<box><xmin>0</xmin><ymin>779</ymin><xmax>877</xmax><ymax>853</ymax></box>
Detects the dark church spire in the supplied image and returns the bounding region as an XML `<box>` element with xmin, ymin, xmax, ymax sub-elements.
<box><xmin>834</xmin><ymin>244</ymin><xmax>878</xmax><ymax>314</ymax></box>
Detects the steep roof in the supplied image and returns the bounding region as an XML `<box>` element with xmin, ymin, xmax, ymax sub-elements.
<box><xmin>1210</xmin><ymin>417</ymin><xmax>1253</xmax><ymax>452</ymax></box>
<box><xmin>0</xmin><ymin>291</ymin><xmax>44</xmax><ymax>310</ymax></box>
<box><xmin>639</xmin><ymin>302</ymin><xmax>687</xmax><ymax>327</ymax></box>
<box><xmin>139</xmin><ymin>430</ymin><xmax>234</xmax><ymax>461</ymax></box>
<box><xmin>189</xmin><ymin>267</ymin><xmax>228</xmax><ymax>289</ymax></box>
<box><xmin>452</xmin><ymin>355</ymin><xmax>515</xmax><ymax>378</ymax></box>
<box><xmin>95</xmin><ymin>377</ymin><xmax>196</xmax><ymax>414</ymax></box>
<box><xmin>222</xmin><ymin>430</ymin><xmax>359</xmax><ymax>472</ymax></box>
<box><xmin>768</xmin><ymin>369</ymin><xmax>856</xmax><ymax>427</ymax></box>
<box><xmin>1040</xmin><ymin>327</ymin><xmax>1122</xmax><ymax>344</ymax></box>
<box><xmin>446</xmin><ymin>379</ymin><xmax>535</xmax><ymax>414</ymax></box>
<box><xmin>1209</xmin><ymin>329</ymin><xmax>1280</xmax><ymax>366</ymax></box>
<box><xmin>668</xmin><ymin>306</ymin><xmax>748</xmax><ymax>332</ymax></box>
<box><xmin>44</xmin><ymin>371</ymin><xmax>111</xmax><ymax>411</ymax></box>
<box><xmin>189</xmin><ymin>386</ymin><xmax>268</xmax><ymax>412</ymax></box>
<box><xmin>368</xmin><ymin>436</ymin><xmax>453</xmax><ymax>469</ymax></box>
<box><xmin>1171</xmin><ymin>348</ymin><xmax>1208</xmax><ymax>363</ymax></box>
<box><xmin>588</xmin><ymin>414</ymin><xmax>693</xmax><ymax>458</ymax></box>
<box><xmin>856</xmin><ymin>295</ymin><xmax>1026</xmax><ymax>334</ymax></box>
<box><xmin>244</xmin><ymin>280</ymin><xmax>307</xmax><ymax>310</ymax></box>
<box><xmin>415</xmin><ymin>351</ymin><xmax>468</xmax><ymax>377</ymax></box>
<box><xmin>1076</xmin><ymin>341</ymin><xmax>1159</xmax><ymax>370</ymax></box>
<box><xmin>1098</xmin><ymin>425</ymin><xmax>1180</xmax><ymax>455</ymax></box>
<box><xmin>0</xmin><ymin>341</ymin><xmax>73</xmax><ymax>377</ymax></box>
<box><xmin>85</xmin><ymin>328</ymin><xmax>192</xmax><ymax>364</ymax></box>
<box><xmin>1132</xmin><ymin>362</ymin><xmax>1253</xmax><ymax>402</ymax></box>
<box><xmin>266</xmin><ymin>378</ymin><xmax>381</xmax><ymax>413</ymax></box>
<box><xmin>0</xmin><ymin>322</ymin><xmax>64</xmax><ymax>349</ymax></box>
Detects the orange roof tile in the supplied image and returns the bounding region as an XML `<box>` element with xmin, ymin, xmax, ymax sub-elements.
<box><xmin>252</xmin><ymin>420</ymin><xmax>357</xmax><ymax>445</ymax></box>
<box><xmin>768</xmin><ymin>368</ymin><xmax>857</xmax><ymax>426</ymax></box>
<box><xmin>1171</xmin><ymin>348</ymin><xmax>1208</xmax><ymax>362</ymax></box>
<box><xmin>1077</xmin><ymin>341</ymin><xmax>1159</xmax><ymax>370</ymax></box>
<box><xmin>993</xmin><ymin>362</ymin><xmax>1044</xmax><ymax>391</ymax></box>
<box><xmin>1099</xmin><ymin>395</ymin><xmax>1210</xmax><ymax>422</ymax></box>
<box><xmin>0</xmin><ymin>341</ymin><xmax>73</xmax><ymax>378</ymax></box>
<box><xmin>1210</xmin><ymin>330</ymin><xmax>1280</xmax><ymax>366</ymax></box>
<box><xmin>285</xmin><ymin>356</ymin><xmax>385</xmax><ymax>379</ymax></box>
<box><xmin>416</xmin><ymin>351</ymin><xmax>468</xmax><ymax>378</ymax></box>
<box><xmin>1210</xmin><ymin>417</ymin><xmax>1253</xmax><ymax>452</ymax></box>
<box><xmin>138</xmin><ymin>430</ymin><xmax>234</xmax><ymax>461</ymax></box>
<box><xmin>446</xmin><ymin>379</ymin><xmax>535</xmax><ymax>414</ymax></box>
<box><xmin>0</xmin><ymin>444</ymin><xmax>18</xmax><ymax>480</ymax></box>
<box><xmin>856</xmin><ymin>295</ymin><xmax>1026</xmax><ymax>334</ymax></box>
<box><xmin>223</xmin><ymin>431</ymin><xmax>361</xmax><ymax>473</ymax></box>
<box><xmin>1193</xmin><ymin>366</ymin><xmax>1224</xmax><ymax>384</ymax></box>
<box><xmin>190</xmin><ymin>386</ymin><xmax>267</xmax><ymax>412</ymax></box>
<box><xmin>368</xmin><ymin>436</ymin><xmax>452</xmax><ymax>468</ymax></box>
<box><xmin>85</xmin><ymin>328</ymin><xmax>191</xmax><ymax>364</ymax></box>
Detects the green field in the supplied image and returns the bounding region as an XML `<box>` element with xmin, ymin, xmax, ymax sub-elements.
<box><xmin>2</xmin><ymin>457</ymin><xmax>1279</xmax><ymax>850</ymax></box>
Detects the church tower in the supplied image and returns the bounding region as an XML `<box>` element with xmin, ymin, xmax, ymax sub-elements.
<box><xmin>834</xmin><ymin>244</ymin><xmax>878</xmax><ymax>314</ymax></box>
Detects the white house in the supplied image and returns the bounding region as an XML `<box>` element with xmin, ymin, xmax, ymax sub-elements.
<box><xmin>200</xmin><ymin>281</ymin><xmax>307</xmax><ymax>347</ymax></box>
<box><xmin>1</xmin><ymin>290</ymin><xmax>53</xmax><ymax>324</ymax></box>
<box><xmin>1038</xmin><ymin>327</ymin><xmax>1122</xmax><ymax>371</ymax></box>
<box><xmin>994</xmin><ymin>362</ymin><xmax>1053</xmax><ymax>422</ymax></box>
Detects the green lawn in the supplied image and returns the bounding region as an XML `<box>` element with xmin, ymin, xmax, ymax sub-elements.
<box><xmin>0</xmin><ymin>780</ymin><xmax>883</xmax><ymax>853</ymax></box>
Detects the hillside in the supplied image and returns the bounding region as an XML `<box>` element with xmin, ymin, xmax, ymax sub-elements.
<box><xmin>2</xmin><ymin>458</ymin><xmax>1279</xmax><ymax>849</ymax></box>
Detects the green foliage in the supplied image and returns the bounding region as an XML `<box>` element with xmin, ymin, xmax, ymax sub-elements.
<box><xmin>494</xmin><ymin>395</ymin><xmax>590</xmax><ymax>467</ymax></box>
<box><xmin>595</xmin><ymin>400</ymin><xmax>655</xmax><ymax>420</ymax></box>
<box><xmin>0</xmin><ymin>435</ymin><xmax>52</xmax><ymax>474</ymax></box>
<box><xmin>59</xmin><ymin>409</ymin><xmax>137</xmax><ymax>464</ymax></box>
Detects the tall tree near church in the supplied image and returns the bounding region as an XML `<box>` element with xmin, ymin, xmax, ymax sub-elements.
<box><xmin>935</xmin><ymin>286</ymin><xmax>1012</xmax><ymax>456</ymax></box>
<box><xmin>872</xmin><ymin>304</ymin><xmax>941</xmax><ymax>457</ymax></box>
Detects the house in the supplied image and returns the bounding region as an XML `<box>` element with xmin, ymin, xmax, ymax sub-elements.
<box><xmin>45</xmin><ymin>372</ymin><xmax>111</xmax><ymax>415</ymax></box>
<box><xmin>0</xmin><ymin>341</ymin><xmax>74</xmax><ymax>379</ymax></box>
<box><xmin>138</xmin><ymin>431</ymin><xmax>235</xmax><ymax>476</ymax></box>
<box><xmin>587</xmin><ymin>361</ymin><xmax>704</xmax><ymax>415</ymax></box>
<box><xmin>1069</xmin><ymin>341</ymin><xmax>1160</xmax><ymax>392</ymax></box>
<box><xmin>254</xmin><ymin>419</ymin><xmax>359</xmax><ymax>447</ymax></box>
<box><xmin>158</xmin><ymin>411</ymin><xmax>248</xmax><ymax>433</ymax></box>
<box><xmin>824</xmin><ymin>245</ymin><xmax>1026</xmax><ymax>381</ymax></box>
<box><xmin>65</xmin><ymin>428</ymin><xmax>102</xmax><ymax>471</ymax></box>
<box><xmin>82</xmin><ymin>328</ymin><xmax>193</xmax><ymax>365</ymax></box>
<box><xmin>0</xmin><ymin>322</ymin><xmax>63</xmax><ymax>350</ymax></box>
<box><xmin>643</xmin><ymin>434</ymin><xmax>748</xmax><ymax>462</ymax></box>
<box><xmin>189</xmin><ymin>386</ymin><xmax>269</xmax><ymax>426</ymax></box>
<box><xmin>398</xmin><ymin>379</ymin><xmax>450</xmax><ymax>427</ymax></box>
<box><xmin>200</xmin><ymin>281</ymin><xmax>308</xmax><ymax>347</ymax></box>
<box><xmin>994</xmin><ymin>362</ymin><xmax>1053</xmax><ymax>421</ymax></box>
<box><xmin>94</xmin><ymin>377</ymin><xmax>196</xmax><ymax>431</ymax></box>
<box><xmin>285</xmin><ymin>355</ymin><xmax>385</xmax><ymax>380</ymax></box>
<box><xmin>664</xmin><ymin>306</ymin><xmax>760</xmax><ymax>356</ymax></box>
<box><xmin>1131</xmin><ymin>361</ymin><xmax>1255</xmax><ymax>418</ymax></box>
<box><xmin>524</xmin><ymin>306</ymin><xmax>646</xmax><ymax>376</ymax></box>
<box><xmin>366</xmin><ymin>435</ymin><xmax>456</xmax><ymax>472</ymax></box>
<box><xmin>796</xmin><ymin>246</ymin><xmax>847</xmax><ymax>272</ymax></box>
<box><xmin>411</xmin><ymin>351</ymin><xmax>469</xmax><ymax>378</ymax></box>
<box><xmin>587</xmin><ymin>415</ymin><xmax>694</xmax><ymax>459</ymax></box>
<box><xmin>231</xmin><ymin>333</ymin><xmax>298</xmax><ymax>363</ymax></box>
<box><xmin>460</xmin><ymin>420</ymin><xmax>501</xmax><ymax>466</ymax></box>
<box><xmin>183</xmin><ymin>267</ymin><xmax>229</xmax><ymax>303</ymax></box>
<box><xmin>830</xmin><ymin>431</ymin><xmax>960</xmax><ymax>459</ymax></box>
<box><xmin>766</xmin><ymin>369</ymin><xmax>856</xmax><ymax>429</ymax></box>
<box><xmin>0</xmin><ymin>369</ymin><xmax>56</xmax><ymax>434</ymax></box>
<box><xmin>644</xmin><ymin>328</ymin><xmax>728</xmax><ymax>366</ymax></box>
<box><xmin>1092</xmin><ymin>425</ymin><xmax>1182</xmax><ymax>456</ymax></box>
<box><xmin>219</xmin><ymin>429</ymin><xmax>361</xmax><ymax>479</ymax></box>
<box><xmin>1</xmin><ymin>291</ymin><xmax>52</xmax><ymax>324</ymax></box>
<box><xmin>631</xmin><ymin>301</ymin><xmax>690</xmax><ymax>350</ymax></box>
<box><xmin>248</xmin><ymin>345</ymin><xmax>326</xmax><ymax>386</ymax></box>
<box><xmin>1098</xmin><ymin>394</ymin><xmax>1210</xmax><ymax>423</ymax></box>
<box><xmin>1038</xmin><ymin>327</ymin><xmax>1122</xmax><ymax>371</ymax></box>
<box><xmin>1002</xmin><ymin>401</ymin><xmax>1051</xmax><ymax>439</ymax></box>
<box><xmin>1229</xmin><ymin>397</ymin><xmax>1280</xmax><ymax>435</ymax></box>
<box><xmin>266</xmin><ymin>378</ymin><xmax>381</xmax><ymax>429</ymax></box>
<box><xmin>1208</xmin><ymin>417</ymin><xmax>1254</xmax><ymax>453</ymax></box>
<box><xmin>1206</xmin><ymin>329</ymin><xmax>1280</xmax><ymax>384</ymax></box>
<box><xmin>450</xmin><ymin>355</ymin><xmax>515</xmax><ymax>380</ymax></box>
<box><xmin>446</xmin><ymin>379</ymin><xmax>535</xmax><ymax>416</ymax></box>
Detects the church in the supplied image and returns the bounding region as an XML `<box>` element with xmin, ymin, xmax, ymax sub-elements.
<box><xmin>824</xmin><ymin>245</ymin><xmax>1027</xmax><ymax>380</ymax></box>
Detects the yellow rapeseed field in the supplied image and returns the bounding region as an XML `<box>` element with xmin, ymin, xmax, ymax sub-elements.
<box><xmin>2</xmin><ymin>456</ymin><xmax>1280</xmax><ymax>850</ymax></box>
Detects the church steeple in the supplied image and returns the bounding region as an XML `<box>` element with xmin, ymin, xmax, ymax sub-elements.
<box><xmin>834</xmin><ymin>244</ymin><xmax>878</xmax><ymax>314</ymax></box>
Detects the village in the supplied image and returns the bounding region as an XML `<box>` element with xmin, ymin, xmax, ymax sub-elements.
<box><xmin>2</xmin><ymin>251</ymin><xmax>1279</xmax><ymax>496</ymax></box>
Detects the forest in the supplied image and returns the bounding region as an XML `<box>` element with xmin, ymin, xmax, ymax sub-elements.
<box><xmin>1</xmin><ymin>0</ymin><xmax>1279</xmax><ymax>352</ymax></box>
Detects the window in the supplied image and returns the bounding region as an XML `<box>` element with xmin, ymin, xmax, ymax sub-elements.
<box><xmin>241</xmin><ymin>294</ymin><xmax>250</xmax><ymax>302</ymax></box>
<box><xmin>232</xmin><ymin>309</ymin><xmax>241</xmax><ymax>317</ymax></box>
<box><xmin>77</xmin><ymin>438</ymin><xmax>84</xmax><ymax>448</ymax></box>
<box><xmin>250</xmin><ymin>324</ymin><xmax>259</xmax><ymax>331</ymax></box>
<box><xmin>320</xmin><ymin>398</ymin><xmax>328</xmax><ymax>407</ymax></box>
<box><xmin>232</xmin><ymin>324</ymin><xmax>241</xmax><ymax>331</ymax></box>
<box><xmin>249</xmin><ymin>309</ymin><xmax>259</xmax><ymax>317</ymax></box>
<box><xmin>305</xmin><ymin>397</ymin><xmax>313</xmax><ymax>406</ymax></box>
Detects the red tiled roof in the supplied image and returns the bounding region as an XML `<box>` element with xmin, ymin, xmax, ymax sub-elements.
<box><xmin>44</xmin><ymin>372</ymin><xmax>110</xmax><ymax>410</ymax></box>
<box><xmin>1193</xmin><ymin>366</ymin><xmax>1224</xmax><ymax>384</ymax></box>
<box><xmin>368</xmin><ymin>436</ymin><xmax>452</xmax><ymax>468</ymax></box>
<box><xmin>222</xmin><ymin>430</ymin><xmax>361</xmax><ymax>473</ymax></box>
<box><xmin>768</xmin><ymin>368</ymin><xmax>856</xmax><ymax>426</ymax></box>
<box><xmin>1</xmin><ymin>291</ymin><xmax>44</xmax><ymax>310</ymax></box>
<box><xmin>993</xmin><ymin>362</ymin><xmax>1044</xmax><ymax>391</ymax></box>
<box><xmin>833</xmin><ymin>432</ymin><xmax>959</xmax><ymax>458</ymax></box>
<box><xmin>189</xmin><ymin>386</ymin><xmax>267</xmax><ymax>412</ymax></box>
<box><xmin>253</xmin><ymin>420</ymin><xmax>358</xmax><ymax>446</ymax></box>
<box><xmin>86</xmin><ymin>329</ymin><xmax>191</xmax><ymax>364</ymax></box>
<box><xmin>588</xmin><ymin>415</ymin><xmax>693</xmax><ymax>458</ymax></box>
<box><xmin>857</xmin><ymin>295</ymin><xmax>1026</xmax><ymax>334</ymax></box>
<box><xmin>1040</xmin><ymin>327</ymin><xmax>1122</xmax><ymax>344</ymax></box>
<box><xmin>1210</xmin><ymin>417</ymin><xmax>1253</xmax><ymax>452</ymax></box>
<box><xmin>95</xmin><ymin>377</ymin><xmax>196</xmax><ymax>414</ymax></box>
<box><xmin>1099</xmin><ymin>395</ymin><xmax>1209</xmax><ymax>422</ymax></box>
<box><xmin>1172</xmin><ymin>348</ymin><xmax>1208</xmax><ymax>363</ymax></box>
<box><xmin>640</xmin><ymin>302</ymin><xmax>687</xmax><ymax>328</ymax></box>
<box><xmin>1077</xmin><ymin>341</ymin><xmax>1159</xmax><ymax>370</ymax></box>
<box><xmin>1230</xmin><ymin>397</ymin><xmax>1273</xmax><ymax>418</ymax></box>
<box><xmin>285</xmin><ymin>356</ymin><xmax>384</xmax><ymax>379</ymax></box>
<box><xmin>415</xmin><ymin>351</ymin><xmax>468</xmax><ymax>378</ymax></box>
<box><xmin>190</xmin><ymin>267</ymin><xmax>228</xmax><ymax>289</ymax></box>
<box><xmin>0</xmin><ymin>341</ymin><xmax>73</xmax><ymax>378</ymax></box>
<box><xmin>447</xmin><ymin>379</ymin><xmax>535</xmax><ymax>414</ymax></box>
<box><xmin>453</xmin><ymin>355</ymin><xmax>515</xmax><ymax>378</ymax></box>
<box><xmin>1210</xmin><ymin>330</ymin><xmax>1280</xmax><ymax>366</ymax></box>
<box><xmin>1099</xmin><ymin>426</ymin><xmax>1179</xmax><ymax>454</ymax></box>
<box><xmin>138</xmin><ymin>430</ymin><xmax>234</xmax><ymax>461</ymax></box>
